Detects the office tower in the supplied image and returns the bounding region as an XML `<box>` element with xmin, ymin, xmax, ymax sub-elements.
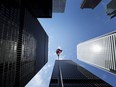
<box><xmin>0</xmin><ymin>0</ymin><xmax>51</xmax><ymax>87</ymax></box>
<box><xmin>77</xmin><ymin>31</ymin><xmax>116</xmax><ymax>74</ymax></box>
<box><xmin>81</xmin><ymin>0</ymin><xmax>101</xmax><ymax>9</ymax></box>
<box><xmin>53</xmin><ymin>0</ymin><xmax>66</xmax><ymax>13</ymax></box>
<box><xmin>16</xmin><ymin>9</ymin><xmax>49</xmax><ymax>87</ymax></box>
<box><xmin>0</xmin><ymin>3</ymin><xmax>20</xmax><ymax>87</ymax></box>
<box><xmin>49</xmin><ymin>60</ymin><xmax>111</xmax><ymax>87</ymax></box>
<box><xmin>24</xmin><ymin>0</ymin><xmax>52</xmax><ymax>18</ymax></box>
<box><xmin>106</xmin><ymin>0</ymin><xmax>116</xmax><ymax>18</ymax></box>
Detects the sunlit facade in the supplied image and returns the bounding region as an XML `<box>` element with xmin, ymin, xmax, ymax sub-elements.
<box><xmin>77</xmin><ymin>31</ymin><xmax>116</xmax><ymax>74</ymax></box>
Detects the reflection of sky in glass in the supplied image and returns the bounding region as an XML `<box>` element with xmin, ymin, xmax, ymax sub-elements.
<box><xmin>26</xmin><ymin>0</ymin><xmax>116</xmax><ymax>87</ymax></box>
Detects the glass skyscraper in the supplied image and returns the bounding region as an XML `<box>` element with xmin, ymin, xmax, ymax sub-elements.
<box><xmin>49</xmin><ymin>60</ymin><xmax>111</xmax><ymax>87</ymax></box>
<box><xmin>0</xmin><ymin>0</ymin><xmax>51</xmax><ymax>87</ymax></box>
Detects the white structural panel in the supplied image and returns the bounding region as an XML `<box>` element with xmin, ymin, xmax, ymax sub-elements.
<box><xmin>77</xmin><ymin>32</ymin><xmax>116</xmax><ymax>74</ymax></box>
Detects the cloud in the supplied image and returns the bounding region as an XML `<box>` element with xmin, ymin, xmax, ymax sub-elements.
<box><xmin>25</xmin><ymin>73</ymin><xmax>45</xmax><ymax>87</ymax></box>
<box><xmin>53</xmin><ymin>53</ymin><xmax>66</xmax><ymax>60</ymax></box>
<box><xmin>43</xmin><ymin>64</ymin><xmax>52</xmax><ymax>74</ymax></box>
<box><xmin>59</xmin><ymin>55</ymin><xmax>66</xmax><ymax>60</ymax></box>
<box><xmin>104</xmin><ymin>18</ymin><xmax>111</xmax><ymax>24</ymax></box>
<box><xmin>57</xmin><ymin>46</ymin><xmax>62</xmax><ymax>49</ymax></box>
<box><xmin>100</xmin><ymin>2</ymin><xmax>106</xmax><ymax>8</ymax></box>
<box><xmin>25</xmin><ymin>62</ymin><xmax>54</xmax><ymax>87</ymax></box>
<box><xmin>48</xmin><ymin>36</ymin><xmax>53</xmax><ymax>46</ymax></box>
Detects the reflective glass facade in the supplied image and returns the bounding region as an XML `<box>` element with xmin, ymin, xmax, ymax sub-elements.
<box><xmin>0</xmin><ymin>4</ymin><xmax>20</xmax><ymax>87</ymax></box>
<box><xmin>0</xmin><ymin>1</ymin><xmax>49</xmax><ymax>87</ymax></box>
<box><xmin>77</xmin><ymin>32</ymin><xmax>116</xmax><ymax>74</ymax></box>
<box><xmin>49</xmin><ymin>60</ymin><xmax>111</xmax><ymax>87</ymax></box>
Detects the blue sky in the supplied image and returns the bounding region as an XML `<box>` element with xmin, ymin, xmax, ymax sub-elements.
<box><xmin>26</xmin><ymin>0</ymin><xmax>116</xmax><ymax>87</ymax></box>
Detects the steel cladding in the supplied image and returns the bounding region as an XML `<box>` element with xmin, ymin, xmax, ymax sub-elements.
<box><xmin>77</xmin><ymin>32</ymin><xmax>116</xmax><ymax>74</ymax></box>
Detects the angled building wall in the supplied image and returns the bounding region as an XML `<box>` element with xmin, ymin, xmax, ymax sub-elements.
<box><xmin>0</xmin><ymin>0</ymin><xmax>49</xmax><ymax>87</ymax></box>
<box><xmin>81</xmin><ymin>0</ymin><xmax>101</xmax><ymax>9</ymax></box>
<box><xmin>23</xmin><ymin>9</ymin><xmax>48</xmax><ymax>74</ymax></box>
<box><xmin>0</xmin><ymin>3</ymin><xmax>20</xmax><ymax>87</ymax></box>
<box><xmin>77</xmin><ymin>31</ymin><xmax>116</xmax><ymax>74</ymax></box>
<box><xmin>49</xmin><ymin>60</ymin><xmax>111</xmax><ymax>87</ymax></box>
<box><xmin>17</xmin><ymin>9</ymin><xmax>48</xmax><ymax>87</ymax></box>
